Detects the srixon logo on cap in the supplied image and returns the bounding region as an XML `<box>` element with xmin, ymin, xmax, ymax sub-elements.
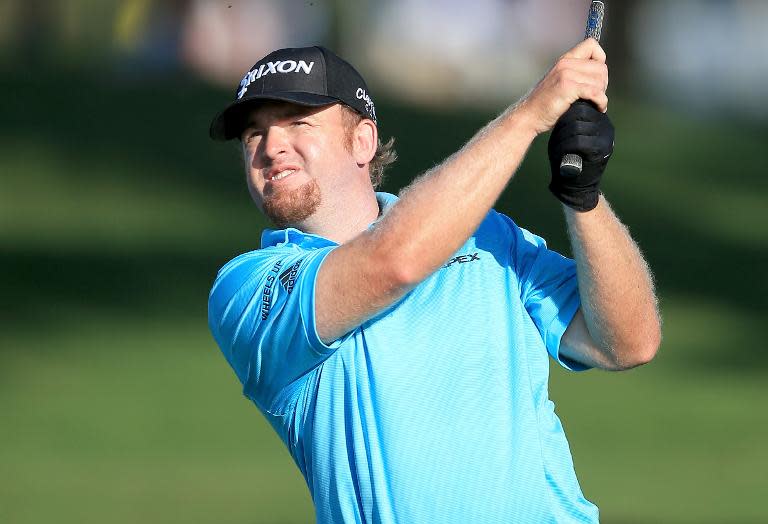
<box><xmin>237</xmin><ymin>60</ymin><xmax>315</xmax><ymax>99</ymax></box>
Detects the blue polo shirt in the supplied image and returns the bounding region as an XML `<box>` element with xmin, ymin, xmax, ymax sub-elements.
<box><xmin>208</xmin><ymin>193</ymin><xmax>599</xmax><ymax>523</ymax></box>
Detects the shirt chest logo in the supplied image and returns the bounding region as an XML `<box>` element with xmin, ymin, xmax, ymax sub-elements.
<box><xmin>442</xmin><ymin>252</ymin><xmax>480</xmax><ymax>269</ymax></box>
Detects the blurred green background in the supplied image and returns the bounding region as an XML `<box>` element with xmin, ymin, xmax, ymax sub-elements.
<box><xmin>2</xmin><ymin>1</ymin><xmax>766</xmax><ymax>523</ymax></box>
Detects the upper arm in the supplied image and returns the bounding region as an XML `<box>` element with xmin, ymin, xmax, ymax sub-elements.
<box><xmin>208</xmin><ymin>248</ymin><xmax>345</xmax><ymax>404</ymax></box>
<box><xmin>315</xmin><ymin>233</ymin><xmax>413</xmax><ymax>344</ymax></box>
<box><xmin>560</xmin><ymin>308</ymin><xmax>622</xmax><ymax>370</ymax></box>
<box><xmin>561</xmin><ymin>307</ymin><xmax>656</xmax><ymax>371</ymax></box>
<box><xmin>505</xmin><ymin>217</ymin><xmax>593</xmax><ymax>371</ymax></box>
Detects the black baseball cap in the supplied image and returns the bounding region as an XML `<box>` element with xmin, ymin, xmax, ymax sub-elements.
<box><xmin>209</xmin><ymin>46</ymin><xmax>378</xmax><ymax>141</ymax></box>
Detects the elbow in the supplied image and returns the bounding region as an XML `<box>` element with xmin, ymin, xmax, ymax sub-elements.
<box><xmin>612</xmin><ymin>325</ymin><xmax>662</xmax><ymax>370</ymax></box>
<box><xmin>386</xmin><ymin>257</ymin><xmax>424</xmax><ymax>289</ymax></box>
<box><xmin>639</xmin><ymin>317</ymin><xmax>663</xmax><ymax>365</ymax></box>
<box><xmin>373</xmin><ymin>235</ymin><xmax>435</xmax><ymax>289</ymax></box>
<box><xmin>372</xmin><ymin>242</ymin><xmax>424</xmax><ymax>291</ymax></box>
<box><xmin>623</xmin><ymin>340</ymin><xmax>659</xmax><ymax>369</ymax></box>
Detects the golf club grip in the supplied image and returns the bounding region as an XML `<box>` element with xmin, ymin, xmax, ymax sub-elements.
<box><xmin>560</xmin><ymin>1</ymin><xmax>605</xmax><ymax>177</ymax></box>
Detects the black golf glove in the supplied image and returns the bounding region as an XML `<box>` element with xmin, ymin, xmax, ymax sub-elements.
<box><xmin>547</xmin><ymin>101</ymin><xmax>615</xmax><ymax>212</ymax></box>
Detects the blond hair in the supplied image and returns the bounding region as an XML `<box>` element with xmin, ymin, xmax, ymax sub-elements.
<box><xmin>339</xmin><ymin>105</ymin><xmax>397</xmax><ymax>188</ymax></box>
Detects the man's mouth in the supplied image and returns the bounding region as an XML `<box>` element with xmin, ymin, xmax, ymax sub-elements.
<box><xmin>267</xmin><ymin>168</ymin><xmax>297</xmax><ymax>181</ymax></box>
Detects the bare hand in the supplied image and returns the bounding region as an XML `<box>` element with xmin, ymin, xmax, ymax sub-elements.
<box><xmin>518</xmin><ymin>39</ymin><xmax>609</xmax><ymax>135</ymax></box>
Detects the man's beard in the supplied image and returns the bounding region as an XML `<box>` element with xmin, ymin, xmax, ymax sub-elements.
<box><xmin>262</xmin><ymin>179</ymin><xmax>322</xmax><ymax>229</ymax></box>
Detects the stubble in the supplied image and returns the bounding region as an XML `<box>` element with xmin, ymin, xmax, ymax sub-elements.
<box><xmin>262</xmin><ymin>179</ymin><xmax>322</xmax><ymax>229</ymax></box>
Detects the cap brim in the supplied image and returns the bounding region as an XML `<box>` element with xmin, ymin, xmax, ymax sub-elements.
<box><xmin>209</xmin><ymin>92</ymin><xmax>340</xmax><ymax>141</ymax></box>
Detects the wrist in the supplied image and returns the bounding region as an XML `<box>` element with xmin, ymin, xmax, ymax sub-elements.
<box><xmin>550</xmin><ymin>183</ymin><xmax>601</xmax><ymax>212</ymax></box>
<box><xmin>562</xmin><ymin>193</ymin><xmax>604</xmax><ymax>216</ymax></box>
<box><xmin>504</xmin><ymin>98</ymin><xmax>544</xmax><ymax>139</ymax></box>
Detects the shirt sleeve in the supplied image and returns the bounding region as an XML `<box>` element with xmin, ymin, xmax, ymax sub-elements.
<box><xmin>507</xmin><ymin>219</ymin><xmax>588</xmax><ymax>371</ymax></box>
<box><xmin>208</xmin><ymin>246</ymin><xmax>345</xmax><ymax>413</ymax></box>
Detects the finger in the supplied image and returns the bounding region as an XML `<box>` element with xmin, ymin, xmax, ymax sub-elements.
<box><xmin>561</xmin><ymin>38</ymin><xmax>606</xmax><ymax>63</ymax></box>
<box><xmin>573</xmin><ymin>84</ymin><xmax>608</xmax><ymax>113</ymax></box>
<box><xmin>552</xmin><ymin>126</ymin><xmax>612</xmax><ymax>151</ymax></box>
<box><xmin>557</xmin><ymin>59</ymin><xmax>609</xmax><ymax>90</ymax></box>
<box><xmin>562</xmin><ymin>101</ymin><xmax>606</xmax><ymax>123</ymax></box>
<box><xmin>554</xmin><ymin>136</ymin><xmax>605</xmax><ymax>163</ymax></box>
<box><xmin>551</xmin><ymin>75</ymin><xmax>607</xmax><ymax>112</ymax></box>
<box><xmin>552</xmin><ymin>120</ymin><xmax>600</xmax><ymax>143</ymax></box>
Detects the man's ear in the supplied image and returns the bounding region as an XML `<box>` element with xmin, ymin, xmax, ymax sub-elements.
<box><xmin>351</xmin><ymin>119</ymin><xmax>377</xmax><ymax>166</ymax></box>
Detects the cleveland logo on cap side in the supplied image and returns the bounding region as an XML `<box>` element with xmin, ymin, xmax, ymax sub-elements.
<box><xmin>356</xmin><ymin>87</ymin><xmax>377</xmax><ymax>123</ymax></box>
<box><xmin>237</xmin><ymin>60</ymin><xmax>316</xmax><ymax>99</ymax></box>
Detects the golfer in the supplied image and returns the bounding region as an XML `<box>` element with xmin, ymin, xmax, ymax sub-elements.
<box><xmin>208</xmin><ymin>40</ymin><xmax>660</xmax><ymax>523</ymax></box>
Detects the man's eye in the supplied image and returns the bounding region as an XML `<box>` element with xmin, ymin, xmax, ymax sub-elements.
<box><xmin>244</xmin><ymin>130</ymin><xmax>263</xmax><ymax>141</ymax></box>
<box><xmin>293</xmin><ymin>120</ymin><xmax>310</xmax><ymax>127</ymax></box>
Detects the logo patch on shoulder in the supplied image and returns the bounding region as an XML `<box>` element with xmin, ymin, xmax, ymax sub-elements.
<box><xmin>278</xmin><ymin>258</ymin><xmax>304</xmax><ymax>294</ymax></box>
<box><xmin>261</xmin><ymin>260</ymin><xmax>283</xmax><ymax>320</ymax></box>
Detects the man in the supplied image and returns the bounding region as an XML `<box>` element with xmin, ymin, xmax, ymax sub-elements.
<box><xmin>208</xmin><ymin>42</ymin><xmax>660</xmax><ymax>523</ymax></box>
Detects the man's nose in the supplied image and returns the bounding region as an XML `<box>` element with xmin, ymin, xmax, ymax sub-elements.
<box><xmin>262</xmin><ymin>125</ymin><xmax>290</xmax><ymax>159</ymax></box>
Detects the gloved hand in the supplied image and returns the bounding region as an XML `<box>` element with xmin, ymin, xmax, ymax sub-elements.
<box><xmin>547</xmin><ymin>101</ymin><xmax>615</xmax><ymax>212</ymax></box>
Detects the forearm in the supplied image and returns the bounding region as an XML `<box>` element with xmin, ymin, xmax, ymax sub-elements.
<box><xmin>372</xmin><ymin>104</ymin><xmax>538</xmax><ymax>282</ymax></box>
<box><xmin>316</xmin><ymin>106</ymin><xmax>538</xmax><ymax>343</ymax></box>
<box><xmin>361</xmin><ymin>38</ymin><xmax>610</xmax><ymax>284</ymax></box>
<box><xmin>316</xmin><ymin>39</ymin><xmax>610</xmax><ymax>343</ymax></box>
<box><xmin>565</xmin><ymin>196</ymin><xmax>661</xmax><ymax>368</ymax></box>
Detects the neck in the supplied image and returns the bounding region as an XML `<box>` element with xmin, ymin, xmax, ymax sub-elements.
<box><xmin>296</xmin><ymin>185</ymin><xmax>380</xmax><ymax>244</ymax></box>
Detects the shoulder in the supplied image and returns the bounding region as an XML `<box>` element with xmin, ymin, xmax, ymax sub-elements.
<box><xmin>477</xmin><ymin>209</ymin><xmax>550</xmax><ymax>250</ymax></box>
<box><xmin>211</xmin><ymin>247</ymin><xmax>292</xmax><ymax>293</ymax></box>
<box><xmin>209</xmin><ymin>244</ymin><xmax>325</xmax><ymax>304</ymax></box>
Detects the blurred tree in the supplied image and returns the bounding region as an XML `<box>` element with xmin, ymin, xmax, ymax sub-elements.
<box><xmin>601</xmin><ymin>1</ymin><xmax>632</xmax><ymax>91</ymax></box>
<box><xmin>326</xmin><ymin>0</ymin><xmax>370</xmax><ymax>61</ymax></box>
<box><xmin>15</xmin><ymin>0</ymin><xmax>62</xmax><ymax>65</ymax></box>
